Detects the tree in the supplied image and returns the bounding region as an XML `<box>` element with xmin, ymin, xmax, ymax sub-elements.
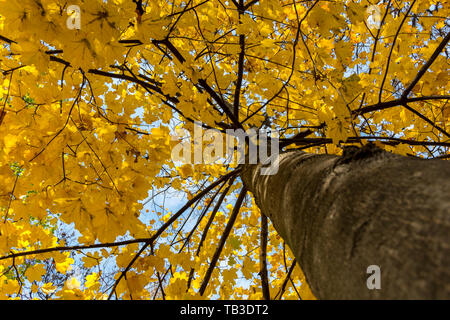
<box><xmin>0</xmin><ymin>0</ymin><xmax>448</xmax><ymax>300</ymax></box>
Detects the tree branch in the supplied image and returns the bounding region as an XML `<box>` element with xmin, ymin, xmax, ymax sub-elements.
<box><xmin>107</xmin><ymin>169</ymin><xmax>240</xmax><ymax>299</ymax></box>
<box><xmin>401</xmin><ymin>31</ymin><xmax>450</xmax><ymax>99</ymax></box>
<box><xmin>199</xmin><ymin>186</ymin><xmax>247</xmax><ymax>296</ymax></box>
<box><xmin>259</xmin><ymin>213</ymin><xmax>270</xmax><ymax>300</ymax></box>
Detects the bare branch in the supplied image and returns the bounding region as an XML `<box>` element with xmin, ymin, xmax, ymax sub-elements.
<box><xmin>259</xmin><ymin>213</ymin><xmax>270</xmax><ymax>300</ymax></box>
<box><xmin>199</xmin><ymin>186</ymin><xmax>247</xmax><ymax>296</ymax></box>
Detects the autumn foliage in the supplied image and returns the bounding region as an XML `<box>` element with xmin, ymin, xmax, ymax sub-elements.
<box><xmin>0</xmin><ymin>0</ymin><xmax>448</xmax><ymax>299</ymax></box>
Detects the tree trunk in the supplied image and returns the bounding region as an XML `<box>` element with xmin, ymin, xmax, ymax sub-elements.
<box><xmin>241</xmin><ymin>145</ymin><xmax>450</xmax><ymax>299</ymax></box>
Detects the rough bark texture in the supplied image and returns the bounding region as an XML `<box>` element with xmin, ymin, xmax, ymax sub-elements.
<box><xmin>242</xmin><ymin>145</ymin><xmax>450</xmax><ymax>299</ymax></box>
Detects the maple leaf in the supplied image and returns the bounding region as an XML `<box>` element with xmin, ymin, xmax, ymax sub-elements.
<box><xmin>0</xmin><ymin>0</ymin><xmax>448</xmax><ymax>301</ymax></box>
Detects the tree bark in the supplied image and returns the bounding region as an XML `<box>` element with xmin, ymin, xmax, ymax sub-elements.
<box><xmin>241</xmin><ymin>145</ymin><xmax>450</xmax><ymax>299</ymax></box>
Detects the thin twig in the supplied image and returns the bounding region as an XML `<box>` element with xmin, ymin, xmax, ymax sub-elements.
<box><xmin>199</xmin><ymin>186</ymin><xmax>247</xmax><ymax>296</ymax></box>
<box><xmin>259</xmin><ymin>213</ymin><xmax>270</xmax><ymax>300</ymax></box>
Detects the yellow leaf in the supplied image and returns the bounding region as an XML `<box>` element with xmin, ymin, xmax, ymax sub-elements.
<box><xmin>24</xmin><ymin>264</ymin><xmax>46</xmax><ymax>283</ymax></box>
<box><xmin>55</xmin><ymin>257</ymin><xmax>74</xmax><ymax>274</ymax></box>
